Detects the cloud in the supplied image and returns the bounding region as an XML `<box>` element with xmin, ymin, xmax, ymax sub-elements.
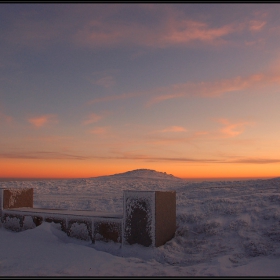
<box><xmin>160</xmin><ymin>19</ymin><xmax>236</xmax><ymax>47</ymax></box>
<box><xmin>73</xmin><ymin>4</ymin><xmax>254</xmax><ymax>50</ymax></box>
<box><xmin>82</xmin><ymin>113</ymin><xmax>102</xmax><ymax>125</ymax></box>
<box><xmin>147</xmin><ymin>93</ymin><xmax>185</xmax><ymax>106</ymax></box>
<box><xmin>87</xmin><ymin>71</ymin><xmax>117</xmax><ymax>88</ymax></box>
<box><xmin>86</xmin><ymin>64</ymin><xmax>280</xmax><ymax>108</ymax></box>
<box><xmin>2</xmin><ymin>150</ymin><xmax>279</xmax><ymax>165</ymax></box>
<box><xmin>2</xmin><ymin>4</ymin><xmax>275</xmax><ymax>53</ymax></box>
<box><xmin>74</xmin><ymin>16</ymin><xmax>238</xmax><ymax>49</ymax></box>
<box><xmin>88</xmin><ymin>92</ymin><xmax>139</xmax><ymax>105</ymax></box>
<box><xmin>109</xmin><ymin>151</ymin><xmax>280</xmax><ymax>165</ymax></box>
<box><xmin>89</xmin><ymin>126</ymin><xmax>110</xmax><ymax>135</ymax></box>
<box><xmin>145</xmin><ymin>118</ymin><xmax>254</xmax><ymax>148</ymax></box>
<box><xmin>249</xmin><ymin>20</ymin><xmax>266</xmax><ymax>31</ymax></box>
<box><xmin>93</xmin><ymin>76</ymin><xmax>115</xmax><ymax>88</ymax></box>
<box><xmin>159</xmin><ymin>126</ymin><xmax>187</xmax><ymax>133</ymax></box>
<box><xmin>28</xmin><ymin>115</ymin><xmax>57</xmax><ymax>128</ymax></box>
<box><xmin>72</xmin><ymin>5</ymin><xmax>275</xmax><ymax>50</ymax></box>
<box><xmin>216</xmin><ymin>118</ymin><xmax>254</xmax><ymax>138</ymax></box>
<box><xmin>0</xmin><ymin>151</ymin><xmax>87</xmax><ymax>160</ymax></box>
<box><xmin>229</xmin><ymin>157</ymin><xmax>280</xmax><ymax>164</ymax></box>
<box><xmin>146</xmin><ymin>71</ymin><xmax>280</xmax><ymax>106</ymax></box>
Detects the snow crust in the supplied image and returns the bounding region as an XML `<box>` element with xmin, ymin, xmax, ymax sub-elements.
<box><xmin>1</xmin><ymin>175</ymin><xmax>280</xmax><ymax>276</ymax></box>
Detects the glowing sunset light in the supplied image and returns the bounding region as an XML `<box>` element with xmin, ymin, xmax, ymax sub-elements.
<box><xmin>0</xmin><ymin>3</ymin><xmax>280</xmax><ymax>180</ymax></box>
<box><xmin>28</xmin><ymin>115</ymin><xmax>57</xmax><ymax>128</ymax></box>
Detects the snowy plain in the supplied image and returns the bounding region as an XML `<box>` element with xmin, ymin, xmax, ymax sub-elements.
<box><xmin>1</xmin><ymin>169</ymin><xmax>280</xmax><ymax>277</ymax></box>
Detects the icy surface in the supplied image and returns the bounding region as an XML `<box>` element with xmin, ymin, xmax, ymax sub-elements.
<box><xmin>0</xmin><ymin>174</ymin><xmax>280</xmax><ymax>276</ymax></box>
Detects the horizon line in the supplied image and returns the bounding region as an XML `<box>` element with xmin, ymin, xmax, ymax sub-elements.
<box><xmin>0</xmin><ymin>175</ymin><xmax>277</xmax><ymax>182</ymax></box>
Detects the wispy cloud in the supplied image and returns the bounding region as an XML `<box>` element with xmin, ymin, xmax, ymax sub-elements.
<box><xmin>2</xmin><ymin>150</ymin><xmax>279</xmax><ymax>165</ymax></box>
<box><xmin>88</xmin><ymin>92</ymin><xmax>139</xmax><ymax>105</ymax></box>
<box><xmin>73</xmin><ymin>4</ymin><xmax>263</xmax><ymax>50</ymax></box>
<box><xmin>216</xmin><ymin>118</ymin><xmax>254</xmax><ymax>138</ymax></box>
<box><xmin>146</xmin><ymin>71</ymin><xmax>280</xmax><ymax>106</ymax></box>
<box><xmin>74</xmin><ymin>17</ymin><xmax>238</xmax><ymax>49</ymax></box>
<box><xmin>229</xmin><ymin>157</ymin><xmax>280</xmax><ymax>164</ymax></box>
<box><xmin>158</xmin><ymin>126</ymin><xmax>187</xmax><ymax>133</ymax></box>
<box><xmin>82</xmin><ymin>113</ymin><xmax>102</xmax><ymax>125</ymax></box>
<box><xmin>89</xmin><ymin>126</ymin><xmax>110</xmax><ymax>135</ymax></box>
<box><xmin>160</xmin><ymin>19</ymin><xmax>236</xmax><ymax>47</ymax></box>
<box><xmin>89</xmin><ymin>150</ymin><xmax>280</xmax><ymax>165</ymax></box>
<box><xmin>72</xmin><ymin>5</ymin><xmax>274</xmax><ymax>50</ymax></box>
<box><xmin>2</xmin><ymin>4</ymin><xmax>274</xmax><ymax>52</ymax></box>
<box><xmin>249</xmin><ymin>20</ymin><xmax>266</xmax><ymax>31</ymax></box>
<box><xmin>93</xmin><ymin>75</ymin><xmax>115</xmax><ymax>88</ymax></box>
<box><xmin>87</xmin><ymin>71</ymin><xmax>117</xmax><ymax>88</ymax></box>
<box><xmin>87</xmin><ymin>66</ymin><xmax>280</xmax><ymax>108</ymax></box>
<box><xmin>0</xmin><ymin>151</ymin><xmax>87</xmax><ymax>160</ymax></box>
<box><xmin>147</xmin><ymin>93</ymin><xmax>185</xmax><ymax>106</ymax></box>
<box><xmin>28</xmin><ymin>115</ymin><xmax>57</xmax><ymax>128</ymax></box>
<box><xmin>145</xmin><ymin>118</ymin><xmax>253</xmax><ymax>148</ymax></box>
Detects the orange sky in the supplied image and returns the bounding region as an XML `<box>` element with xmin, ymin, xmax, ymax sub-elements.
<box><xmin>1</xmin><ymin>4</ymin><xmax>280</xmax><ymax>179</ymax></box>
<box><xmin>1</xmin><ymin>158</ymin><xmax>279</xmax><ymax>179</ymax></box>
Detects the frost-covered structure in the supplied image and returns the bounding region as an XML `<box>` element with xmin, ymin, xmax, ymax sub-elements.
<box><xmin>123</xmin><ymin>191</ymin><xmax>176</xmax><ymax>247</ymax></box>
<box><xmin>0</xmin><ymin>187</ymin><xmax>176</xmax><ymax>247</ymax></box>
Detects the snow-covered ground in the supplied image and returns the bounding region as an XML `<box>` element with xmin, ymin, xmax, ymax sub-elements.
<box><xmin>1</xmin><ymin>170</ymin><xmax>280</xmax><ymax>276</ymax></box>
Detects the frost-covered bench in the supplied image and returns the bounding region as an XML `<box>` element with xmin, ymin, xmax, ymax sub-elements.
<box><xmin>0</xmin><ymin>187</ymin><xmax>176</xmax><ymax>247</ymax></box>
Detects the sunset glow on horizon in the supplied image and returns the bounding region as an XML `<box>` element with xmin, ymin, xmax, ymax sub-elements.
<box><xmin>1</xmin><ymin>3</ymin><xmax>280</xmax><ymax>180</ymax></box>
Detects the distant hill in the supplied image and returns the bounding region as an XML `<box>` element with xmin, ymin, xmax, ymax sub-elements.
<box><xmin>94</xmin><ymin>169</ymin><xmax>181</xmax><ymax>180</ymax></box>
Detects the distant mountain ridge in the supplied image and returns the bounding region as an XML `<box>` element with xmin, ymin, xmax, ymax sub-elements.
<box><xmin>95</xmin><ymin>169</ymin><xmax>181</xmax><ymax>180</ymax></box>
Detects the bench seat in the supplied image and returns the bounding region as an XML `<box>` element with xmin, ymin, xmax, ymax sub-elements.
<box><xmin>3</xmin><ymin>207</ymin><xmax>123</xmax><ymax>218</ymax></box>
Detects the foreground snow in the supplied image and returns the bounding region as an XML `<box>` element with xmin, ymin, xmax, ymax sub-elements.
<box><xmin>1</xmin><ymin>175</ymin><xmax>280</xmax><ymax>276</ymax></box>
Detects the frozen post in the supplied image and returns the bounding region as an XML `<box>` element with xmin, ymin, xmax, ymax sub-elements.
<box><xmin>123</xmin><ymin>190</ymin><xmax>176</xmax><ymax>247</ymax></box>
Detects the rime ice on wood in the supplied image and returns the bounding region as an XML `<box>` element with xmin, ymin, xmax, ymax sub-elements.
<box><xmin>1</xmin><ymin>187</ymin><xmax>176</xmax><ymax>248</ymax></box>
<box><xmin>93</xmin><ymin>218</ymin><xmax>122</xmax><ymax>243</ymax></box>
<box><xmin>3</xmin><ymin>215</ymin><xmax>22</xmax><ymax>232</ymax></box>
<box><xmin>67</xmin><ymin>219</ymin><xmax>93</xmax><ymax>242</ymax></box>
<box><xmin>123</xmin><ymin>190</ymin><xmax>176</xmax><ymax>247</ymax></box>
<box><xmin>2</xmin><ymin>188</ymin><xmax>33</xmax><ymax>209</ymax></box>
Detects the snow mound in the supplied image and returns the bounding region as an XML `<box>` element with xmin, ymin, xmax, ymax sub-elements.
<box><xmin>100</xmin><ymin>169</ymin><xmax>181</xmax><ymax>180</ymax></box>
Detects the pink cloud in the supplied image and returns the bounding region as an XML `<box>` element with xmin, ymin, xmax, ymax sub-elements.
<box><xmin>90</xmin><ymin>71</ymin><xmax>271</xmax><ymax>108</ymax></box>
<box><xmin>249</xmin><ymin>20</ymin><xmax>266</xmax><ymax>31</ymax></box>
<box><xmin>160</xmin><ymin>19</ymin><xmax>235</xmax><ymax>47</ymax></box>
<box><xmin>70</xmin><ymin>7</ymin><xmax>274</xmax><ymax>50</ymax></box>
<box><xmin>83</xmin><ymin>113</ymin><xmax>102</xmax><ymax>125</ymax></box>
<box><xmin>216</xmin><ymin>118</ymin><xmax>254</xmax><ymax>138</ymax></box>
<box><xmin>146</xmin><ymin>70</ymin><xmax>280</xmax><ymax>106</ymax></box>
<box><xmin>160</xmin><ymin>126</ymin><xmax>187</xmax><ymax>133</ymax></box>
<box><xmin>73</xmin><ymin>11</ymin><xmax>239</xmax><ymax>49</ymax></box>
<box><xmin>89</xmin><ymin>126</ymin><xmax>110</xmax><ymax>135</ymax></box>
<box><xmin>28</xmin><ymin>115</ymin><xmax>57</xmax><ymax>128</ymax></box>
<box><xmin>4</xmin><ymin>5</ymin><xmax>273</xmax><ymax>52</ymax></box>
<box><xmin>146</xmin><ymin>93</ymin><xmax>185</xmax><ymax>107</ymax></box>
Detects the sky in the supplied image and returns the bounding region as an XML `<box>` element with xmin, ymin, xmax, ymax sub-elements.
<box><xmin>1</xmin><ymin>3</ymin><xmax>280</xmax><ymax>179</ymax></box>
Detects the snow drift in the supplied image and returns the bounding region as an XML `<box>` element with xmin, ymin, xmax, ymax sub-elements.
<box><xmin>0</xmin><ymin>170</ymin><xmax>280</xmax><ymax>276</ymax></box>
